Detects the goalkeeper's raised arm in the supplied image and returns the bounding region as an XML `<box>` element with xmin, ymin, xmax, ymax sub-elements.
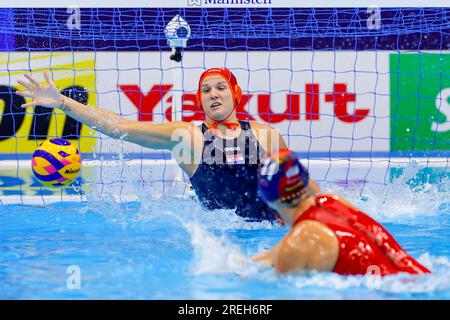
<box><xmin>16</xmin><ymin>73</ymin><xmax>198</xmax><ymax>152</ymax></box>
<box><xmin>17</xmin><ymin>68</ymin><xmax>319</xmax><ymax>221</ymax></box>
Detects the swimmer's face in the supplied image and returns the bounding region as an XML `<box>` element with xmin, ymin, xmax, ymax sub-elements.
<box><xmin>200</xmin><ymin>75</ymin><xmax>235</xmax><ymax>120</ymax></box>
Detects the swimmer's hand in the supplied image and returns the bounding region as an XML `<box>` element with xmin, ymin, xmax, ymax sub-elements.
<box><xmin>253</xmin><ymin>239</ymin><xmax>285</xmax><ymax>267</ymax></box>
<box><xmin>252</xmin><ymin>252</ymin><xmax>274</xmax><ymax>266</ymax></box>
<box><xmin>17</xmin><ymin>73</ymin><xmax>63</xmax><ymax>109</ymax></box>
<box><xmin>252</xmin><ymin>247</ymin><xmax>280</xmax><ymax>267</ymax></box>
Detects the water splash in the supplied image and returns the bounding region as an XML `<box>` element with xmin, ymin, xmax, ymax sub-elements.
<box><xmin>282</xmin><ymin>253</ymin><xmax>450</xmax><ymax>295</ymax></box>
<box><xmin>180</xmin><ymin>217</ymin><xmax>450</xmax><ymax>296</ymax></box>
<box><xmin>134</xmin><ymin>198</ymin><xmax>278</xmax><ymax>275</ymax></box>
<box><xmin>78</xmin><ymin>158</ymin><xmax>450</xmax><ymax>297</ymax></box>
<box><xmin>321</xmin><ymin>161</ymin><xmax>450</xmax><ymax>223</ymax></box>
<box><xmin>183</xmin><ymin>221</ymin><xmax>256</xmax><ymax>277</ymax></box>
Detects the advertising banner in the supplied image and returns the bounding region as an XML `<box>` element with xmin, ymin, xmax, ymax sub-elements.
<box><xmin>94</xmin><ymin>51</ymin><xmax>390</xmax><ymax>154</ymax></box>
<box><xmin>0</xmin><ymin>52</ymin><xmax>96</xmax><ymax>154</ymax></box>
<box><xmin>390</xmin><ymin>53</ymin><xmax>450</xmax><ymax>153</ymax></box>
<box><xmin>1</xmin><ymin>51</ymin><xmax>448</xmax><ymax>156</ymax></box>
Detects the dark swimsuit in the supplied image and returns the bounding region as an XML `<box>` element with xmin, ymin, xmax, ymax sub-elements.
<box><xmin>189</xmin><ymin>121</ymin><xmax>277</xmax><ymax>221</ymax></box>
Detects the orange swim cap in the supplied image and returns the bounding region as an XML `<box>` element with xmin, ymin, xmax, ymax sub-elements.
<box><xmin>195</xmin><ymin>68</ymin><xmax>242</xmax><ymax>109</ymax></box>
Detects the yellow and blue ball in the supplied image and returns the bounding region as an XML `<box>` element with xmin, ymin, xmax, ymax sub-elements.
<box><xmin>31</xmin><ymin>138</ymin><xmax>82</xmax><ymax>187</ymax></box>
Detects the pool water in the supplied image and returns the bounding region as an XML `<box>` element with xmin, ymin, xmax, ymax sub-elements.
<box><xmin>0</xmin><ymin>169</ymin><xmax>449</xmax><ymax>299</ymax></box>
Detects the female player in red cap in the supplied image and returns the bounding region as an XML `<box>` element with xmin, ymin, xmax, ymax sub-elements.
<box><xmin>254</xmin><ymin>149</ymin><xmax>430</xmax><ymax>276</ymax></box>
<box><xmin>17</xmin><ymin>69</ymin><xmax>319</xmax><ymax>221</ymax></box>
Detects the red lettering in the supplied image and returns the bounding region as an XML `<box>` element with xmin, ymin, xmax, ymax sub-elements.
<box><xmin>236</xmin><ymin>95</ymin><xmax>256</xmax><ymax>121</ymax></box>
<box><xmin>306</xmin><ymin>84</ymin><xmax>320</xmax><ymax>120</ymax></box>
<box><xmin>258</xmin><ymin>94</ymin><xmax>300</xmax><ymax>123</ymax></box>
<box><xmin>119</xmin><ymin>84</ymin><xmax>172</xmax><ymax>121</ymax></box>
<box><xmin>325</xmin><ymin>83</ymin><xmax>370</xmax><ymax>123</ymax></box>
<box><xmin>165</xmin><ymin>94</ymin><xmax>255</xmax><ymax>122</ymax></box>
<box><xmin>119</xmin><ymin>83</ymin><xmax>371</xmax><ymax>125</ymax></box>
<box><xmin>165</xmin><ymin>94</ymin><xmax>205</xmax><ymax>122</ymax></box>
<box><xmin>181</xmin><ymin>94</ymin><xmax>206</xmax><ymax>122</ymax></box>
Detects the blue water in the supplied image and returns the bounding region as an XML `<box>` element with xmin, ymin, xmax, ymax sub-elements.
<box><xmin>0</xmin><ymin>173</ymin><xmax>449</xmax><ymax>299</ymax></box>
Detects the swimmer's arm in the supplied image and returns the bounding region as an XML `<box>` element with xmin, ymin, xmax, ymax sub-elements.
<box><xmin>249</xmin><ymin>122</ymin><xmax>287</xmax><ymax>154</ymax></box>
<box><xmin>275</xmin><ymin>221</ymin><xmax>338</xmax><ymax>274</ymax></box>
<box><xmin>252</xmin><ymin>240</ymin><xmax>284</xmax><ymax>266</ymax></box>
<box><xmin>17</xmin><ymin>73</ymin><xmax>195</xmax><ymax>150</ymax></box>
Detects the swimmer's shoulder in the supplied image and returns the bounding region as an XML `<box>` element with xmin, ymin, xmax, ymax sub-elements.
<box><xmin>319</xmin><ymin>194</ymin><xmax>360</xmax><ymax>212</ymax></box>
<box><xmin>248</xmin><ymin>122</ymin><xmax>287</xmax><ymax>153</ymax></box>
<box><xmin>276</xmin><ymin>220</ymin><xmax>339</xmax><ymax>274</ymax></box>
<box><xmin>248</xmin><ymin>121</ymin><xmax>273</xmax><ymax>131</ymax></box>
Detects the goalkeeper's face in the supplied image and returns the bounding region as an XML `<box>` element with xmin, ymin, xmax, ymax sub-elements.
<box><xmin>200</xmin><ymin>75</ymin><xmax>235</xmax><ymax>121</ymax></box>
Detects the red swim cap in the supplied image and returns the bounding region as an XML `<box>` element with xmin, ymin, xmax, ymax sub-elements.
<box><xmin>258</xmin><ymin>149</ymin><xmax>310</xmax><ymax>203</ymax></box>
<box><xmin>196</xmin><ymin>68</ymin><xmax>242</xmax><ymax>109</ymax></box>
